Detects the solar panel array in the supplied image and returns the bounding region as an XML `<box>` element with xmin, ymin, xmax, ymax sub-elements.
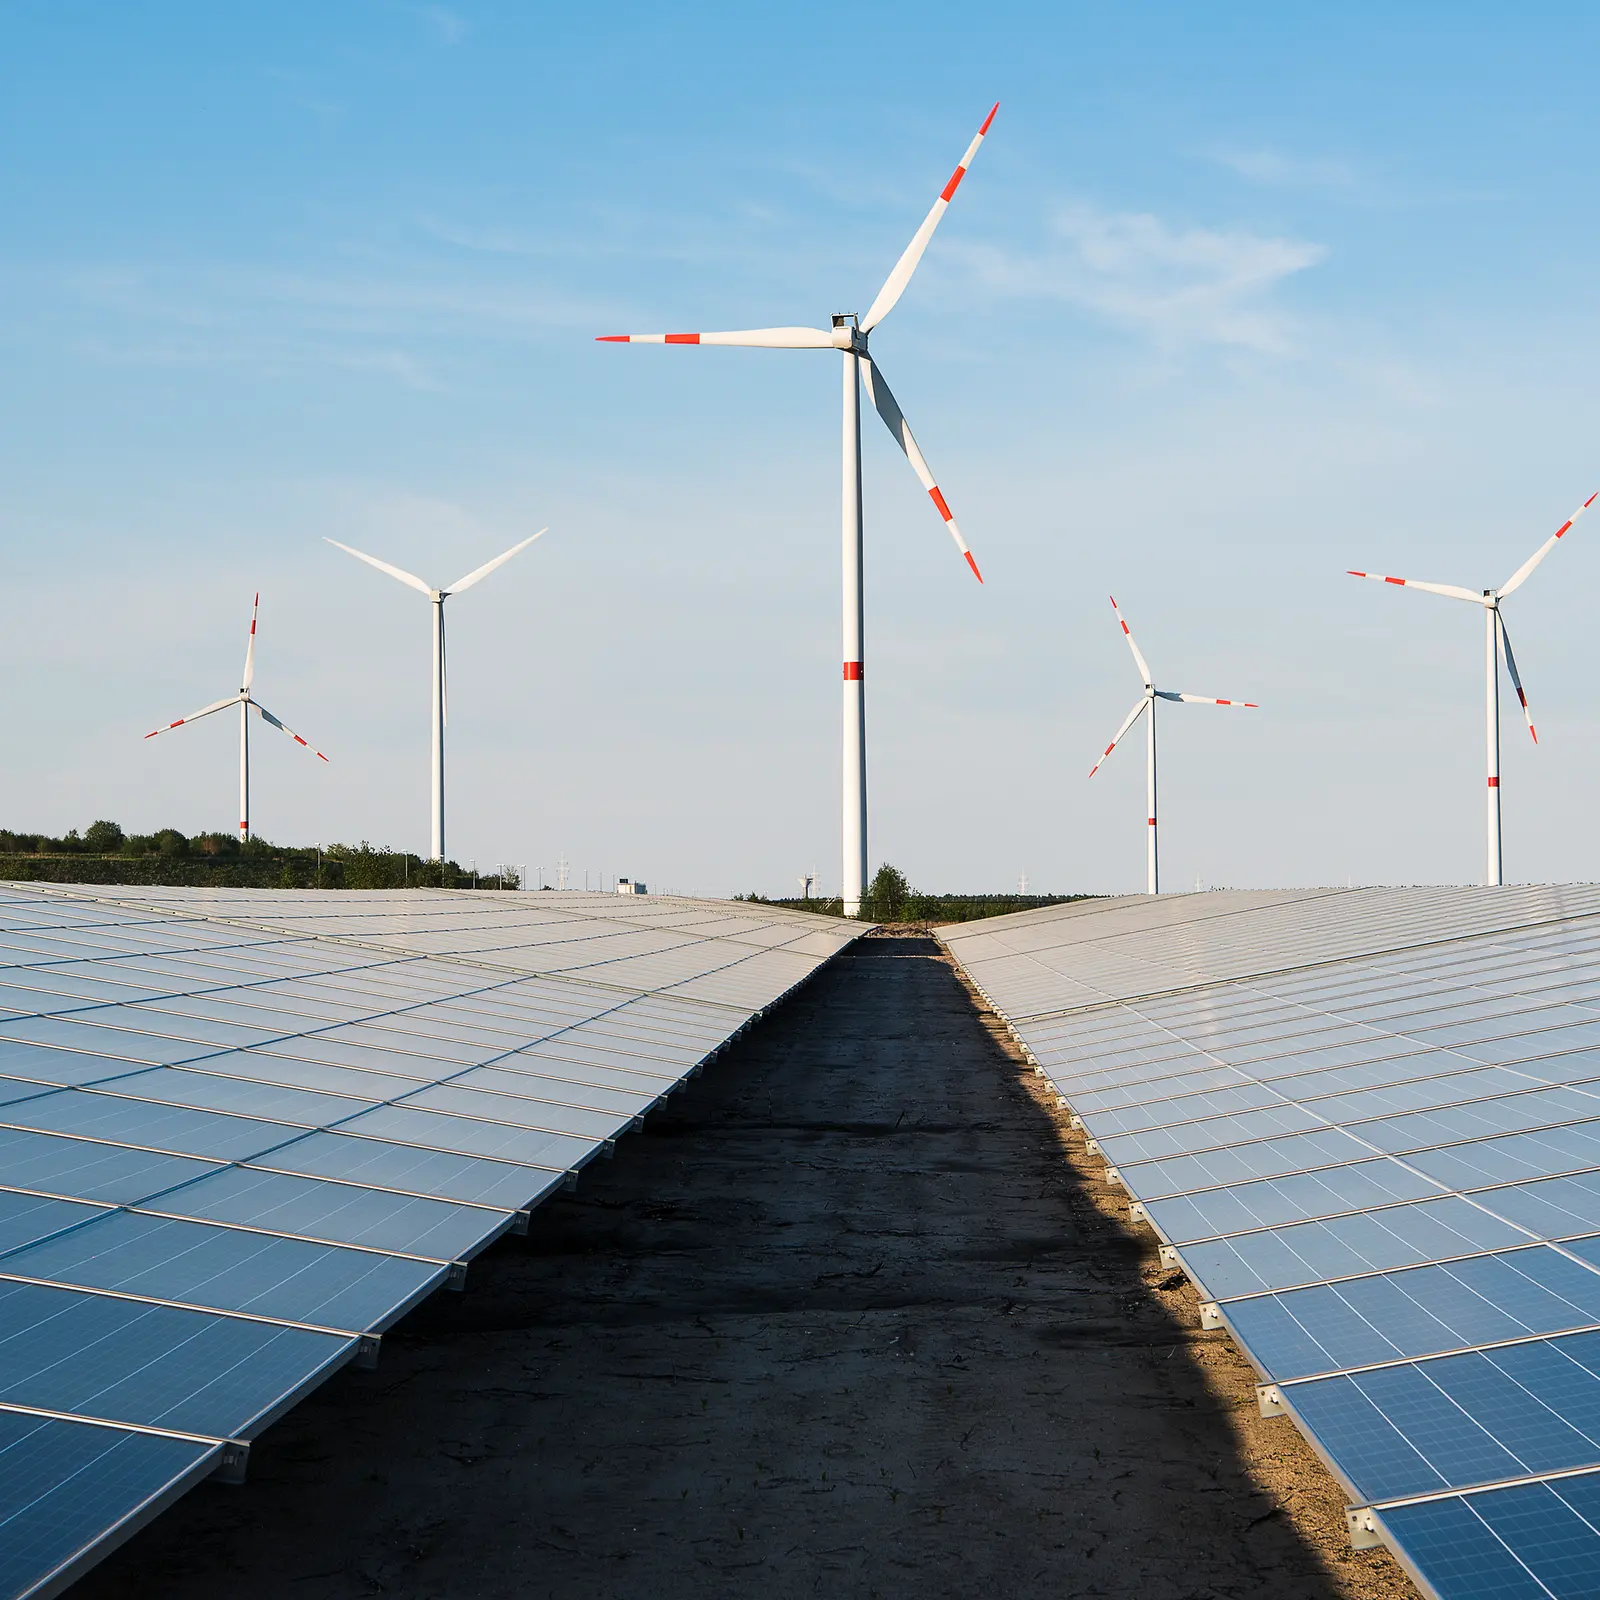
<box><xmin>941</xmin><ymin>886</ymin><xmax>1600</xmax><ymax>1600</ymax></box>
<box><xmin>0</xmin><ymin>884</ymin><xmax>865</xmax><ymax>1600</ymax></box>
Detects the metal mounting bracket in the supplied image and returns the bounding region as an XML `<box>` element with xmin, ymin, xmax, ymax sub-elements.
<box><xmin>1257</xmin><ymin>1384</ymin><xmax>1286</xmax><ymax>1418</ymax></box>
<box><xmin>212</xmin><ymin>1441</ymin><xmax>250</xmax><ymax>1486</ymax></box>
<box><xmin>1200</xmin><ymin>1302</ymin><xmax>1224</xmax><ymax>1330</ymax></box>
<box><xmin>1347</xmin><ymin>1507</ymin><xmax>1384</xmax><ymax>1550</ymax></box>
<box><xmin>354</xmin><ymin>1336</ymin><xmax>381</xmax><ymax>1371</ymax></box>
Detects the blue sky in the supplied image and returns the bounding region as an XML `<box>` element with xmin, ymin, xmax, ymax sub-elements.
<box><xmin>5</xmin><ymin>2</ymin><xmax>1600</xmax><ymax>895</ymax></box>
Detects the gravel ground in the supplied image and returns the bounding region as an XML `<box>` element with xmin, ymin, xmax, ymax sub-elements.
<box><xmin>75</xmin><ymin>934</ymin><xmax>1418</xmax><ymax>1600</ymax></box>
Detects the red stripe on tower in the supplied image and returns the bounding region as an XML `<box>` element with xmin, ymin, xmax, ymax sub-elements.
<box><xmin>1488</xmin><ymin>776</ymin><xmax>1500</xmax><ymax>787</ymax></box>
<box><xmin>843</xmin><ymin>662</ymin><xmax>863</xmax><ymax>681</ymax></box>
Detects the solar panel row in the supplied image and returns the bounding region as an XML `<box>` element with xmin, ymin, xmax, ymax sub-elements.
<box><xmin>0</xmin><ymin>884</ymin><xmax>865</xmax><ymax>1600</ymax></box>
<box><xmin>940</xmin><ymin>886</ymin><xmax>1600</xmax><ymax>1600</ymax></box>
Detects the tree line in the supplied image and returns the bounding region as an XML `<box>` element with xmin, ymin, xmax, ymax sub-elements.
<box><xmin>736</xmin><ymin>863</ymin><xmax>1086</xmax><ymax>924</ymax></box>
<box><xmin>0</xmin><ymin>822</ymin><xmax>519</xmax><ymax>890</ymax></box>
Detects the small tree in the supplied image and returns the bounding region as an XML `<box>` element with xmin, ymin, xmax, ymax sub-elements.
<box><xmin>83</xmin><ymin>820</ymin><xmax>124</xmax><ymax>854</ymax></box>
<box><xmin>862</xmin><ymin>863</ymin><xmax>911</xmax><ymax>923</ymax></box>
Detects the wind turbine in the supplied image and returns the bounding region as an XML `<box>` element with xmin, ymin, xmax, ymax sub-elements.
<box><xmin>325</xmin><ymin>530</ymin><xmax>546</xmax><ymax>862</ymax></box>
<box><xmin>1088</xmin><ymin>597</ymin><xmax>1258</xmax><ymax>896</ymax></box>
<box><xmin>1347</xmin><ymin>490</ymin><xmax>1595</xmax><ymax>886</ymax></box>
<box><xmin>597</xmin><ymin>105</ymin><xmax>997</xmax><ymax>916</ymax></box>
<box><xmin>144</xmin><ymin>593</ymin><xmax>328</xmax><ymax>840</ymax></box>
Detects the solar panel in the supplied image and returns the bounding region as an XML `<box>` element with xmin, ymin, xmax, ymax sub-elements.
<box><xmin>0</xmin><ymin>885</ymin><xmax>864</xmax><ymax>1598</ymax></box>
<box><xmin>940</xmin><ymin>886</ymin><xmax>1600</xmax><ymax>1600</ymax></box>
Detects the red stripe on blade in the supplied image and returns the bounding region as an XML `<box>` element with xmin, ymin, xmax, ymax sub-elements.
<box><xmin>1385</xmin><ymin>576</ymin><xmax>1405</xmax><ymax>585</ymax></box>
<box><xmin>940</xmin><ymin>166</ymin><xmax>967</xmax><ymax>202</ymax></box>
<box><xmin>928</xmin><ymin>486</ymin><xmax>953</xmax><ymax>521</ymax></box>
<box><xmin>595</xmin><ymin>335</ymin><xmax>631</xmax><ymax>342</ymax></box>
<box><xmin>964</xmin><ymin>551</ymin><xmax>983</xmax><ymax>582</ymax></box>
<box><xmin>981</xmin><ymin>103</ymin><xmax>999</xmax><ymax>134</ymax></box>
<box><xmin>664</xmin><ymin>333</ymin><xmax>701</xmax><ymax>344</ymax></box>
<box><xmin>1557</xmin><ymin>522</ymin><xmax>1574</xmax><ymax>537</ymax></box>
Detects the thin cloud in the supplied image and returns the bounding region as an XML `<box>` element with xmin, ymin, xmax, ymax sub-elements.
<box><xmin>954</xmin><ymin>202</ymin><xmax>1328</xmax><ymax>353</ymax></box>
<box><xmin>404</xmin><ymin>4</ymin><xmax>468</xmax><ymax>44</ymax></box>
<box><xmin>1213</xmin><ymin>148</ymin><xmax>1356</xmax><ymax>191</ymax></box>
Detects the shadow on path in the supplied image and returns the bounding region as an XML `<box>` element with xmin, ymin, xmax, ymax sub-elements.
<box><xmin>77</xmin><ymin>936</ymin><xmax>1411</xmax><ymax>1599</ymax></box>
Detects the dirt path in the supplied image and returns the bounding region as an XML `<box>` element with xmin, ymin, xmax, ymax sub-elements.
<box><xmin>77</xmin><ymin>935</ymin><xmax>1415</xmax><ymax>1600</ymax></box>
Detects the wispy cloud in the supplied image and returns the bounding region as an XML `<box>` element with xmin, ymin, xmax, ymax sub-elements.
<box><xmin>953</xmin><ymin>203</ymin><xmax>1328</xmax><ymax>352</ymax></box>
<box><xmin>1212</xmin><ymin>148</ymin><xmax>1356</xmax><ymax>192</ymax></box>
<box><xmin>404</xmin><ymin>4</ymin><xmax>468</xmax><ymax>44</ymax></box>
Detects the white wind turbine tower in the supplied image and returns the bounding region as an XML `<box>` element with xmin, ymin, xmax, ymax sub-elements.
<box><xmin>1088</xmin><ymin>597</ymin><xmax>1258</xmax><ymax>896</ymax></box>
<box><xmin>145</xmin><ymin>593</ymin><xmax>328</xmax><ymax>839</ymax></box>
<box><xmin>598</xmin><ymin>104</ymin><xmax>997</xmax><ymax>916</ymax></box>
<box><xmin>1348</xmin><ymin>490</ymin><xmax>1595</xmax><ymax>886</ymax></box>
<box><xmin>325</xmin><ymin>531</ymin><xmax>546</xmax><ymax>862</ymax></box>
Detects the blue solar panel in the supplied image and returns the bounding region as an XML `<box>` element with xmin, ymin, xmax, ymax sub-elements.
<box><xmin>0</xmin><ymin>883</ymin><xmax>864</xmax><ymax>1597</ymax></box>
<box><xmin>0</xmin><ymin>1410</ymin><xmax>218</xmax><ymax>1600</ymax></box>
<box><xmin>940</xmin><ymin>886</ymin><xmax>1600</xmax><ymax>1600</ymax></box>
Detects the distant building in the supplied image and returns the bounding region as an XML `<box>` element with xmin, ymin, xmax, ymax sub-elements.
<box><xmin>616</xmin><ymin>877</ymin><xmax>647</xmax><ymax>895</ymax></box>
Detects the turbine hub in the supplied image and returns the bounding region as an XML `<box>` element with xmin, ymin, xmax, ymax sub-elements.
<box><xmin>831</xmin><ymin>312</ymin><xmax>867</xmax><ymax>353</ymax></box>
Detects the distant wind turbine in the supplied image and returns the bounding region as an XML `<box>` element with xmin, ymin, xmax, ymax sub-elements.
<box><xmin>597</xmin><ymin>105</ymin><xmax>997</xmax><ymax>916</ymax></box>
<box><xmin>1348</xmin><ymin>490</ymin><xmax>1596</xmax><ymax>886</ymax></box>
<box><xmin>1088</xmin><ymin>597</ymin><xmax>1258</xmax><ymax>895</ymax></box>
<box><xmin>326</xmin><ymin>530</ymin><xmax>546</xmax><ymax>862</ymax></box>
<box><xmin>144</xmin><ymin>593</ymin><xmax>328</xmax><ymax>840</ymax></box>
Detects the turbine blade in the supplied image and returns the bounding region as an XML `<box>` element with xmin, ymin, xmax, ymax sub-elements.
<box><xmin>447</xmin><ymin>529</ymin><xmax>547</xmax><ymax>596</ymax></box>
<box><xmin>595</xmin><ymin>327</ymin><xmax>844</xmax><ymax>349</ymax></box>
<box><xmin>1172</xmin><ymin>693</ymin><xmax>1260</xmax><ymax>707</ymax></box>
<box><xmin>1497</xmin><ymin>612</ymin><xmax>1538</xmax><ymax>744</ymax></box>
<box><xmin>1345</xmin><ymin>570</ymin><xmax>1484</xmax><ymax>603</ymax></box>
<box><xmin>861</xmin><ymin>103</ymin><xmax>999</xmax><ymax>333</ymax></box>
<box><xmin>324</xmin><ymin>538</ymin><xmax>433</xmax><ymax>596</ymax></box>
<box><xmin>1108</xmin><ymin>596</ymin><xmax>1153</xmax><ymax>688</ymax></box>
<box><xmin>241</xmin><ymin>593</ymin><xmax>260</xmax><ymax>691</ymax></box>
<box><xmin>860</xmin><ymin>356</ymin><xmax>981</xmax><ymax>580</ymax></box>
<box><xmin>1088</xmin><ymin>697</ymin><xmax>1149</xmax><ymax>779</ymax></box>
<box><xmin>1498</xmin><ymin>491</ymin><xmax>1598</xmax><ymax>598</ymax></box>
<box><xmin>249</xmin><ymin>700</ymin><xmax>331</xmax><ymax>762</ymax></box>
<box><xmin>144</xmin><ymin>694</ymin><xmax>239</xmax><ymax>739</ymax></box>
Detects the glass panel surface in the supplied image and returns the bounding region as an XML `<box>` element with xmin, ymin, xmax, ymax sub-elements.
<box><xmin>337</xmin><ymin>1106</ymin><xmax>593</xmax><ymax>1170</ymax></box>
<box><xmin>1379</xmin><ymin>1489</ymin><xmax>1571</xmax><ymax>1600</ymax></box>
<box><xmin>0</xmin><ymin>1128</ymin><xmax>219</xmax><ymax>1204</ymax></box>
<box><xmin>1182</xmin><ymin>1197</ymin><xmax>1530</xmax><ymax>1299</ymax></box>
<box><xmin>1146</xmin><ymin>1160</ymin><xmax>1444</xmax><ymax>1244</ymax></box>
<box><xmin>0</xmin><ymin>1210</ymin><xmax>444</xmax><ymax>1331</ymax></box>
<box><xmin>252</xmin><ymin>1131</ymin><xmax>560</xmax><ymax>1210</ymax></box>
<box><xmin>0</xmin><ymin>1411</ymin><xmax>216</xmax><ymax>1600</ymax></box>
<box><xmin>0</xmin><ymin>1091</ymin><xmax>292</xmax><ymax>1162</ymax></box>
<box><xmin>1226</xmin><ymin>1246</ymin><xmax>1600</xmax><ymax>1380</ymax></box>
<box><xmin>0</xmin><ymin>1278</ymin><xmax>351</xmax><ymax>1435</ymax></box>
<box><xmin>151</xmin><ymin>1167</ymin><xmax>508</xmax><ymax>1260</ymax></box>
